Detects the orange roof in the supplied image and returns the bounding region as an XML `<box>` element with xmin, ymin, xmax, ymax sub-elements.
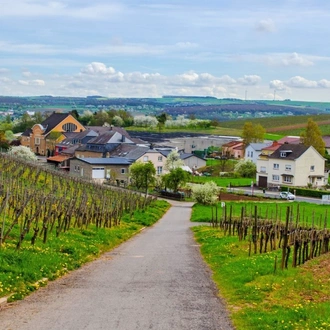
<box><xmin>47</xmin><ymin>155</ymin><xmax>70</xmax><ymax>162</ymax></box>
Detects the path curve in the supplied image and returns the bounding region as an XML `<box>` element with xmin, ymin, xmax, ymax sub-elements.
<box><xmin>0</xmin><ymin>201</ymin><xmax>233</xmax><ymax>330</ymax></box>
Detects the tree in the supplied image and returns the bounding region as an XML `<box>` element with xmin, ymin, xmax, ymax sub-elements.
<box><xmin>191</xmin><ymin>181</ymin><xmax>219</xmax><ymax>205</ymax></box>
<box><xmin>112</xmin><ymin>115</ymin><xmax>124</xmax><ymax>127</ymax></box>
<box><xmin>162</xmin><ymin>168</ymin><xmax>190</xmax><ymax>193</ymax></box>
<box><xmin>300</xmin><ymin>118</ymin><xmax>325</xmax><ymax>156</ymax></box>
<box><xmin>164</xmin><ymin>150</ymin><xmax>184</xmax><ymax>171</ymax></box>
<box><xmin>7</xmin><ymin>146</ymin><xmax>38</xmax><ymax>162</ymax></box>
<box><xmin>129</xmin><ymin>161</ymin><xmax>156</xmax><ymax>192</ymax></box>
<box><xmin>234</xmin><ymin>159</ymin><xmax>256</xmax><ymax>178</ymax></box>
<box><xmin>241</xmin><ymin>122</ymin><xmax>265</xmax><ymax>147</ymax></box>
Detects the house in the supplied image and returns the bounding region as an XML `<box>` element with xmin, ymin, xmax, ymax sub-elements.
<box><xmin>54</xmin><ymin>129</ymin><xmax>99</xmax><ymax>155</ymax></box>
<box><xmin>277</xmin><ymin>136</ymin><xmax>301</xmax><ymax>145</ymax></box>
<box><xmin>20</xmin><ymin>113</ymin><xmax>85</xmax><ymax>156</ymax></box>
<box><xmin>258</xmin><ymin>141</ymin><xmax>281</xmax><ymax>159</ymax></box>
<box><xmin>256</xmin><ymin>143</ymin><xmax>326</xmax><ymax>188</ymax></box>
<box><xmin>74</xmin><ymin>129</ymin><xmax>135</xmax><ymax>158</ymax></box>
<box><xmin>70</xmin><ymin>157</ymin><xmax>134</xmax><ymax>185</ymax></box>
<box><xmin>221</xmin><ymin>141</ymin><xmax>244</xmax><ymax>159</ymax></box>
<box><xmin>157</xmin><ymin>148</ymin><xmax>206</xmax><ymax>171</ymax></box>
<box><xmin>322</xmin><ymin>136</ymin><xmax>330</xmax><ymax>154</ymax></box>
<box><xmin>245</xmin><ymin>142</ymin><xmax>272</xmax><ymax>163</ymax></box>
<box><xmin>111</xmin><ymin>144</ymin><xmax>167</xmax><ymax>175</ymax></box>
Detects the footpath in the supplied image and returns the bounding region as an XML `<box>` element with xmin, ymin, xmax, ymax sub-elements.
<box><xmin>0</xmin><ymin>201</ymin><xmax>233</xmax><ymax>330</ymax></box>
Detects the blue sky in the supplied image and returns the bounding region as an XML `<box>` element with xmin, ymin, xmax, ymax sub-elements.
<box><xmin>1</xmin><ymin>0</ymin><xmax>330</xmax><ymax>101</ymax></box>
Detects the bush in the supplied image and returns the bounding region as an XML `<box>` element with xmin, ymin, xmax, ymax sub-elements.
<box><xmin>191</xmin><ymin>181</ymin><xmax>219</xmax><ymax>205</ymax></box>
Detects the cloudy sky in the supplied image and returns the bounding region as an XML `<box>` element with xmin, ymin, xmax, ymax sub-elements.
<box><xmin>1</xmin><ymin>0</ymin><xmax>330</xmax><ymax>101</ymax></box>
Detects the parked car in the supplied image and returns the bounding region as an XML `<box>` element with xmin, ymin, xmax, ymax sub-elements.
<box><xmin>279</xmin><ymin>191</ymin><xmax>295</xmax><ymax>200</ymax></box>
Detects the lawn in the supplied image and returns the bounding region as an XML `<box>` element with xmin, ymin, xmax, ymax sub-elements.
<box><xmin>189</xmin><ymin>176</ymin><xmax>255</xmax><ymax>187</ymax></box>
<box><xmin>191</xmin><ymin>201</ymin><xmax>330</xmax><ymax>226</ymax></box>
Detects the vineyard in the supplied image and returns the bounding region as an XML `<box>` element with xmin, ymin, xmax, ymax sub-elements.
<box><xmin>0</xmin><ymin>154</ymin><xmax>158</xmax><ymax>249</ymax></box>
<box><xmin>193</xmin><ymin>202</ymin><xmax>330</xmax><ymax>270</ymax></box>
<box><xmin>192</xmin><ymin>202</ymin><xmax>330</xmax><ymax>329</ymax></box>
<box><xmin>0</xmin><ymin>154</ymin><xmax>168</xmax><ymax>300</ymax></box>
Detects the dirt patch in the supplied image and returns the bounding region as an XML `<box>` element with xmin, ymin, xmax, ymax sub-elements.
<box><xmin>218</xmin><ymin>192</ymin><xmax>264</xmax><ymax>201</ymax></box>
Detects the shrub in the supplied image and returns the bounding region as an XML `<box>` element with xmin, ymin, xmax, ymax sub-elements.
<box><xmin>192</xmin><ymin>181</ymin><xmax>219</xmax><ymax>205</ymax></box>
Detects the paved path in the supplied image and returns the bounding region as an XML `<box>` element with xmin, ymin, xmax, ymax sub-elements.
<box><xmin>0</xmin><ymin>201</ymin><xmax>233</xmax><ymax>330</ymax></box>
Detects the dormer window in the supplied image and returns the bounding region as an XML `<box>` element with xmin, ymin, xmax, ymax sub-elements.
<box><xmin>280</xmin><ymin>152</ymin><xmax>286</xmax><ymax>157</ymax></box>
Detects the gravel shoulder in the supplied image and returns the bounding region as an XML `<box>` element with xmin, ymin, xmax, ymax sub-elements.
<box><xmin>0</xmin><ymin>201</ymin><xmax>233</xmax><ymax>330</ymax></box>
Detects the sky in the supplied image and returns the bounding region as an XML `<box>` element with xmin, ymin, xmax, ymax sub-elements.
<box><xmin>1</xmin><ymin>0</ymin><xmax>330</xmax><ymax>101</ymax></box>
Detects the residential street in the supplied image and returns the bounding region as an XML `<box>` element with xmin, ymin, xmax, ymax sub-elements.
<box><xmin>0</xmin><ymin>201</ymin><xmax>233</xmax><ymax>330</ymax></box>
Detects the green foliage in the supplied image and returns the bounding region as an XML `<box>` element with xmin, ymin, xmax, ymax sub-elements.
<box><xmin>300</xmin><ymin>118</ymin><xmax>326</xmax><ymax>156</ymax></box>
<box><xmin>164</xmin><ymin>150</ymin><xmax>184</xmax><ymax>171</ymax></box>
<box><xmin>129</xmin><ymin>161</ymin><xmax>156</xmax><ymax>192</ymax></box>
<box><xmin>162</xmin><ymin>167</ymin><xmax>190</xmax><ymax>192</ymax></box>
<box><xmin>234</xmin><ymin>159</ymin><xmax>257</xmax><ymax>178</ymax></box>
<box><xmin>241</xmin><ymin>122</ymin><xmax>265</xmax><ymax>147</ymax></box>
<box><xmin>191</xmin><ymin>181</ymin><xmax>219</xmax><ymax>205</ymax></box>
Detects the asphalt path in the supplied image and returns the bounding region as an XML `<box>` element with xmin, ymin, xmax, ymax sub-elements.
<box><xmin>0</xmin><ymin>201</ymin><xmax>234</xmax><ymax>330</ymax></box>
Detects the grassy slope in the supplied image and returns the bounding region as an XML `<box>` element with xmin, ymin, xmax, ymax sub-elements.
<box><xmin>191</xmin><ymin>201</ymin><xmax>330</xmax><ymax>329</ymax></box>
<box><xmin>193</xmin><ymin>226</ymin><xmax>330</xmax><ymax>330</ymax></box>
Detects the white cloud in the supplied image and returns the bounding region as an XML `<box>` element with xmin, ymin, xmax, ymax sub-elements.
<box><xmin>237</xmin><ymin>75</ymin><xmax>261</xmax><ymax>86</ymax></box>
<box><xmin>281</xmin><ymin>52</ymin><xmax>314</xmax><ymax>67</ymax></box>
<box><xmin>287</xmin><ymin>76</ymin><xmax>318</xmax><ymax>88</ymax></box>
<box><xmin>270</xmin><ymin>76</ymin><xmax>330</xmax><ymax>89</ymax></box>
<box><xmin>255</xmin><ymin>19</ymin><xmax>276</xmax><ymax>33</ymax></box>
<box><xmin>0</xmin><ymin>68</ymin><xmax>10</xmax><ymax>74</ymax></box>
<box><xmin>17</xmin><ymin>79</ymin><xmax>45</xmax><ymax>86</ymax></box>
<box><xmin>269</xmin><ymin>80</ymin><xmax>288</xmax><ymax>91</ymax></box>
<box><xmin>81</xmin><ymin>62</ymin><xmax>116</xmax><ymax>75</ymax></box>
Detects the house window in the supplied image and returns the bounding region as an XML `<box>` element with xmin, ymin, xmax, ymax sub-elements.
<box><xmin>143</xmin><ymin>156</ymin><xmax>148</xmax><ymax>162</ymax></box>
<box><xmin>273</xmin><ymin>163</ymin><xmax>279</xmax><ymax>170</ymax></box>
<box><xmin>260</xmin><ymin>166</ymin><xmax>266</xmax><ymax>173</ymax></box>
<box><xmin>157</xmin><ymin>166</ymin><xmax>163</xmax><ymax>175</ymax></box>
<box><xmin>251</xmin><ymin>151</ymin><xmax>253</xmax><ymax>157</ymax></box>
<box><xmin>158</xmin><ymin>156</ymin><xmax>163</xmax><ymax>162</ymax></box>
<box><xmin>317</xmin><ymin>177</ymin><xmax>322</xmax><ymax>180</ymax></box>
<box><xmin>283</xmin><ymin>176</ymin><xmax>292</xmax><ymax>183</ymax></box>
<box><xmin>272</xmin><ymin>175</ymin><xmax>279</xmax><ymax>181</ymax></box>
<box><xmin>62</xmin><ymin>123</ymin><xmax>77</xmax><ymax>132</ymax></box>
<box><xmin>280</xmin><ymin>152</ymin><xmax>287</xmax><ymax>157</ymax></box>
<box><xmin>35</xmin><ymin>137</ymin><xmax>40</xmax><ymax>145</ymax></box>
<box><xmin>247</xmin><ymin>151</ymin><xmax>250</xmax><ymax>157</ymax></box>
<box><xmin>121</xmin><ymin>168</ymin><xmax>126</xmax><ymax>174</ymax></box>
<box><xmin>310</xmin><ymin>165</ymin><xmax>315</xmax><ymax>171</ymax></box>
<box><xmin>285</xmin><ymin>165</ymin><xmax>291</xmax><ymax>171</ymax></box>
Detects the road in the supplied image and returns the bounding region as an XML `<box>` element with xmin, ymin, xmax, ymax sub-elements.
<box><xmin>229</xmin><ymin>187</ymin><xmax>324</xmax><ymax>204</ymax></box>
<box><xmin>0</xmin><ymin>201</ymin><xmax>233</xmax><ymax>330</ymax></box>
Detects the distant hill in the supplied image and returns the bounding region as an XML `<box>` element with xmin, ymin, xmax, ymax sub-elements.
<box><xmin>1</xmin><ymin>95</ymin><xmax>330</xmax><ymax>122</ymax></box>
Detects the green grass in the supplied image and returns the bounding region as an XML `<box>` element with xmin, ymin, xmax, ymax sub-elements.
<box><xmin>0</xmin><ymin>200</ymin><xmax>170</xmax><ymax>301</ymax></box>
<box><xmin>192</xmin><ymin>226</ymin><xmax>330</xmax><ymax>330</ymax></box>
<box><xmin>191</xmin><ymin>201</ymin><xmax>330</xmax><ymax>226</ymax></box>
<box><xmin>189</xmin><ymin>176</ymin><xmax>255</xmax><ymax>187</ymax></box>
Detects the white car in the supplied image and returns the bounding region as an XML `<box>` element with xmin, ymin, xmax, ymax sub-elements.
<box><xmin>279</xmin><ymin>191</ymin><xmax>295</xmax><ymax>200</ymax></box>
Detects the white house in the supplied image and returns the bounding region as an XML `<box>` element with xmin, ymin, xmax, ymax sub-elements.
<box><xmin>257</xmin><ymin>143</ymin><xmax>326</xmax><ymax>188</ymax></box>
<box><xmin>245</xmin><ymin>142</ymin><xmax>272</xmax><ymax>163</ymax></box>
